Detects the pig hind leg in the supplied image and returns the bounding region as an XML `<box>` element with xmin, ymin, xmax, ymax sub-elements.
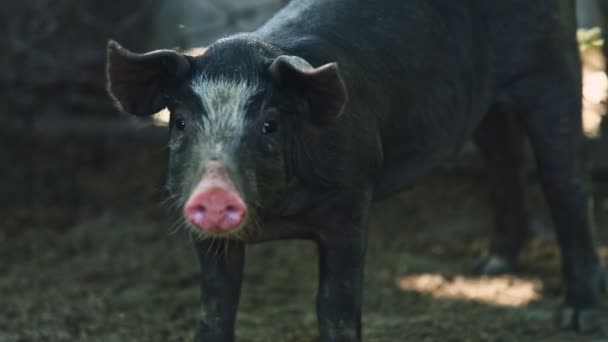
<box><xmin>472</xmin><ymin>108</ymin><xmax>530</xmax><ymax>275</ymax></box>
<box><xmin>506</xmin><ymin>67</ymin><xmax>605</xmax><ymax>331</ymax></box>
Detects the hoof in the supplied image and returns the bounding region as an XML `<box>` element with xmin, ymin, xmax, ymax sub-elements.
<box><xmin>554</xmin><ymin>305</ymin><xmax>602</xmax><ymax>333</ymax></box>
<box><xmin>472</xmin><ymin>255</ymin><xmax>516</xmax><ymax>276</ymax></box>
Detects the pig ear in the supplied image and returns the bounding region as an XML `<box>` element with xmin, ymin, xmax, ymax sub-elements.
<box><xmin>106</xmin><ymin>40</ymin><xmax>191</xmax><ymax>116</ymax></box>
<box><xmin>269</xmin><ymin>55</ymin><xmax>348</xmax><ymax>124</ymax></box>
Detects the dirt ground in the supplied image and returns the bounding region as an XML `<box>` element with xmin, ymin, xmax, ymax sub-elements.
<box><xmin>2</xmin><ymin>124</ymin><xmax>608</xmax><ymax>342</ymax></box>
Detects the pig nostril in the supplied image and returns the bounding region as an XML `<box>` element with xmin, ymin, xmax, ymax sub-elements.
<box><xmin>186</xmin><ymin>189</ymin><xmax>246</xmax><ymax>231</ymax></box>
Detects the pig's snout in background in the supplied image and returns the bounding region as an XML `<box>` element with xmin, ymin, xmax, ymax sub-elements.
<box><xmin>184</xmin><ymin>161</ymin><xmax>248</xmax><ymax>233</ymax></box>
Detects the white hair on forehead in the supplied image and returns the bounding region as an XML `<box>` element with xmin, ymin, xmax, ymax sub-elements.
<box><xmin>190</xmin><ymin>77</ymin><xmax>259</xmax><ymax>139</ymax></box>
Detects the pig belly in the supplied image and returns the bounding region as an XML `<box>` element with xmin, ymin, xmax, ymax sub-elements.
<box><xmin>373</xmin><ymin>89</ymin><xmax>492</xmax><ymax>198</ymax></box>
<box><xmin>374</xmin><ymin>134</ymin><xmax>468</xmax><ymax>199</ymax></box>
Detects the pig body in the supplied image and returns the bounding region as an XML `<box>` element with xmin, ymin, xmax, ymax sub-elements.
<box><xmin>258</xmin><ymin>1</ymin><xmax>491</xmax><ymax>198</ymax></box>
<box><xmin>106</xmin><ymin>0</ymin><xmax>604</xmax><ymax>340</ymax></box>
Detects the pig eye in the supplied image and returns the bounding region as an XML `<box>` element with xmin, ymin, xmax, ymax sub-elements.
<box><xmin>175</xmin><ymin>118</ymin><xmax>186</xmax><ymax>131</ymax></box>
<box><xmin>262</xmin><ymin>120</ymin><xmax>277</xmax><ymax>135</ymax></box>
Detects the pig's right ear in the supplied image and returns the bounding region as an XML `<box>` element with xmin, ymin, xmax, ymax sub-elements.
<box><xmin>106</xmin><ymin>40</ymin><xmax>191</xmax><ymax>116</ymax></box>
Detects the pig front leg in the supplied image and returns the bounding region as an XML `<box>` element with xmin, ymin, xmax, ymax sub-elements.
<box><xmin>316</xmin><ymin>233</ymin><xmax>366</xmax><ymax>342</ymax></box>
<box><xmin>191</xmin><ymin>236</ymin><xmax>245</xmax><ymax>342</ymax></box>
<box><xmin>313</xmin><ymin>190</ymin><xmax>371</xmax><ymax>342</ymax></box>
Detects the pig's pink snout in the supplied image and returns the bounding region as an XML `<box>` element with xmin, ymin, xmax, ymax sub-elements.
<box><xmin>185</xmin><ymin>162</ymin><xmax>247</xmax><ymax>232</ymax></box>
<box><xmin>185</xmin><ymin>188</ymin><xmax>247</xmax><ymax>232</ymax></box>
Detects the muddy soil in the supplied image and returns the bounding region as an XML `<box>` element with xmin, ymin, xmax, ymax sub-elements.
<box><xmin>2</xmin><ymin>130</ymin><xmax>608</xmax><ymax>342</ymax></box>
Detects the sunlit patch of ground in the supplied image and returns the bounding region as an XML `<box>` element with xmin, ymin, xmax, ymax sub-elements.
<box><xmin>398</xmin><ymin>273</ymin><xmax>542</xmax><ymax>307</ymax></box>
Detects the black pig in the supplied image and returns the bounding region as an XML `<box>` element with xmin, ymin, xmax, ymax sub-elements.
<box><xmin>106</xmin><ymin>0</ymin><xmax>605</xmax><ymax>340</ymax></box>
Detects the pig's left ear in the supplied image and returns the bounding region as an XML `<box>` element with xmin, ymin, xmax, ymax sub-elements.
<box><xmin>106</xmin><ymin>40</ymin><xmax>191</xmax><ymax>116</ymax></box>
<box><xmin>269</xmin><ymin>55</ymin><xmax>348</xmax><ymax>124</ymax></box>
